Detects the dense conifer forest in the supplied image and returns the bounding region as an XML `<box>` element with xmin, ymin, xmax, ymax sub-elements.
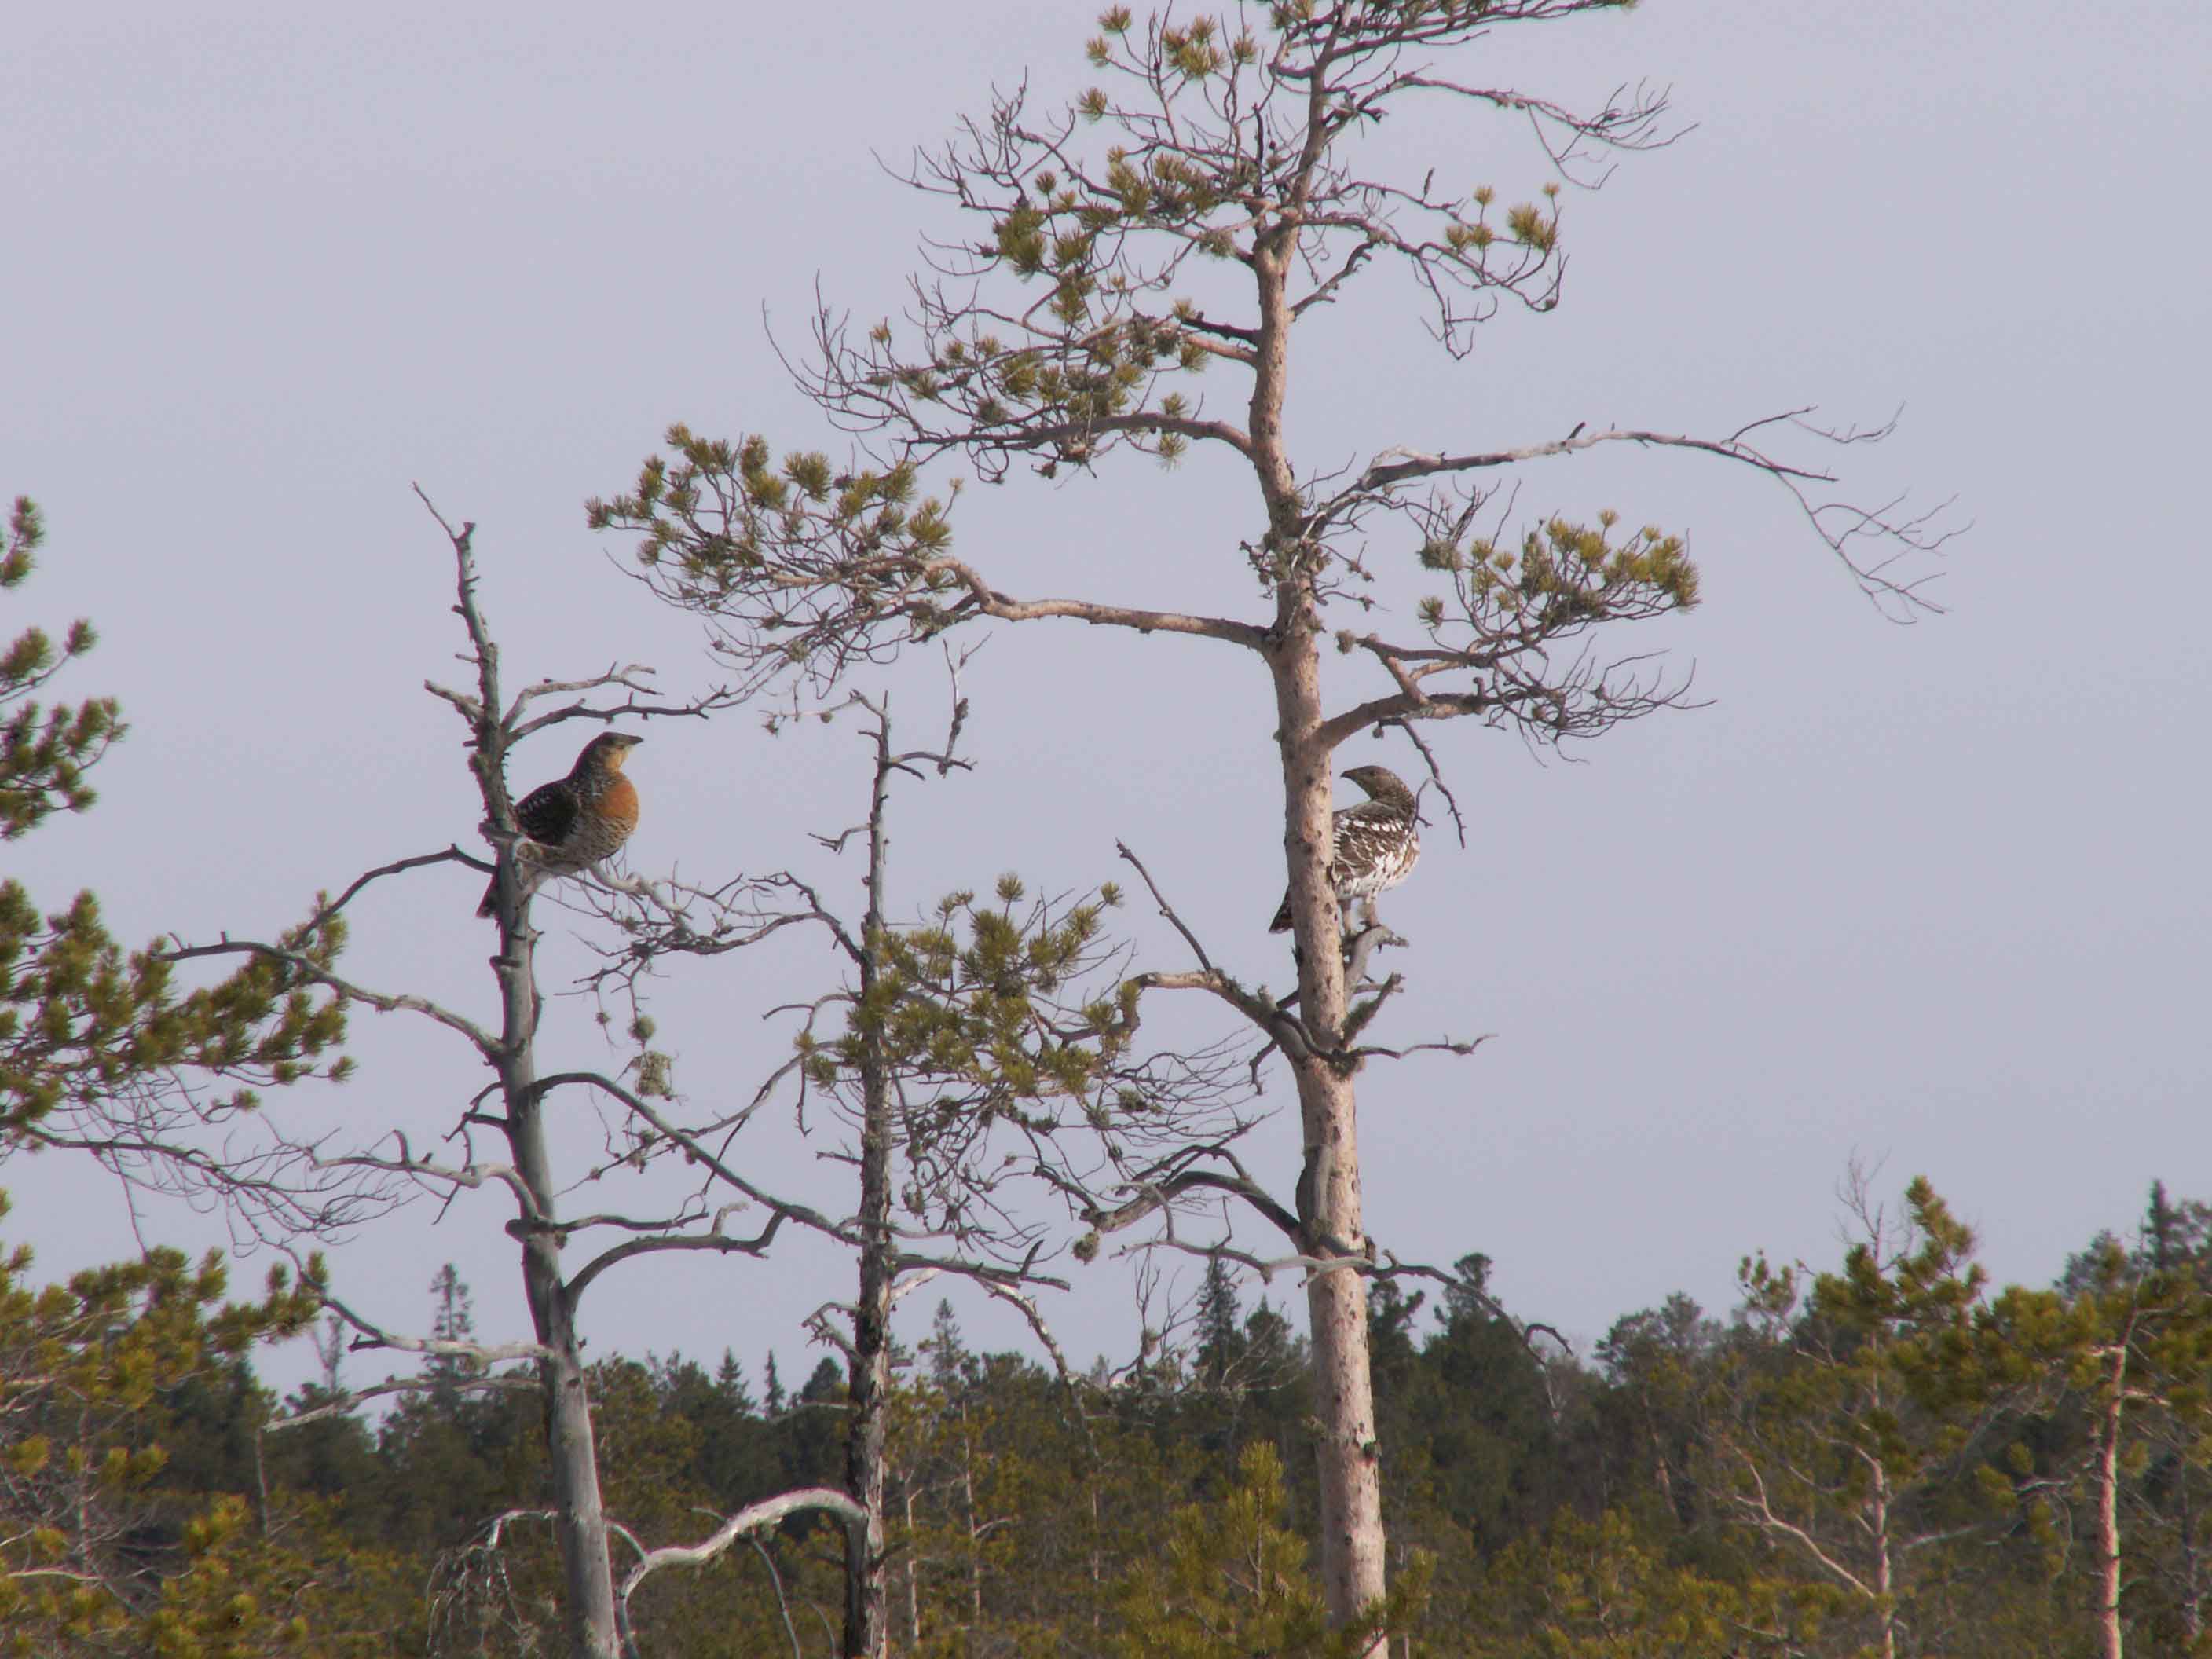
<box><xmin>6</xmin><ymin>1179</ymin><xmax>2211</xmax><ymax>1654</ymax></box>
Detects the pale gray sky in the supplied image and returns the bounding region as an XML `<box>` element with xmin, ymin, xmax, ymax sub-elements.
<box><xmin>6</xmin><ymin>0</ymin><xmax>2208</xmax><ymax>1392</ymax></box>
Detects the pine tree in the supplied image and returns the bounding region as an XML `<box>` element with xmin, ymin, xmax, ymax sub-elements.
<box><xmin>1984</xmin><ymin>1209</ymin><xmax>2212</xmax><ymax>1659</ymax></box>
<box><xmin>716</xmin><ymin>1350</ymin><xmax>756</xmax><ymax>1415</ymax></box>
<box><xmin>424</xmin><ymin>1264</ymin><xmax>485</xmax><ymax>1397</ymax></box>
<box><xmin>2</xmin><ymin>496</ymin><xmax>349</xmax><ymax>1181</ymax></box>
<box><xmin>1707</xmin><ymin>1177</ymin><xmax>2009</xmax><ymax>1659</ymax></box>
<box><xmin>589</xmin><ymin>10</ymin><xmax>1947</xmax><ymax>1645</ymax></box>
<box><xmin>0</xmin><ymin>494</ymin><xmax>370</xmax><ymax>1651</ymax></box>
<box><xmin>1111</xmin><ymin>1441</ymin><xmax>1425</xmax><ymax>1659</ymax></box>
<box><xmin>1193</xmin><ymin>1259</ymin><xmax>1247</xmax><ymax>1390</ymax></box>
<box><xmin>0</xmin><ymin>496</ymin><xmax>116</xmax><ymax>839</ymax></box>
<box><xmin>0</xmin><ymin>1192</ymin><xmax>324</xmax><ymax>1648</ymax></box>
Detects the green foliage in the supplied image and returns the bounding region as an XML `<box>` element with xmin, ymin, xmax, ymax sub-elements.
<box><xmin>1375</xmin><ymin>1258</ymin><xmax>1571</xmax><ymax>1562</ymax></box>
<box><xmin>1111</xmin><ymin>1441</ymin><xmax>1428</xmax><ymax>1657</ymax></box>
<box><xmin>2</xmin><ymin>884</ymin><xmax>351</xmax><ymax>1151</ymax></box>
<box><xmin>0</xmin><ymin>499</ymin><xmax>350</xmax><ymax>1159</ymax></box>
<box><xmin>1404</xmin><ymin>512</ymin><xmax>1700</xmax><ymax>742</ymax></box>
<box><xmin>130</xmin><ymin>1492</ymin><xmax>414</xmax><ymax>1659</ymax></box>
<box><xmin>1</xmin><ymin>496</ymin><xmax>121</xmax><ymax>840</ymax></box>
<box><xmin>588</xmin><ymin>0</ymin><xmax>1682</xmax><ymax>741</ymax></box>
<box><xmin>1705</xmin><ymin>1177</ymin><xmax>2026</xmax><ymax>1655</ymax></box>
<box><xmin>1461</xmin><ymin>1507</ymin><xmax>1831</xmax><ymax>1658</ymax></box>
<box><xmin>798</xmin><ymin>877</ymin><xmax>1185</xmax><ymax>1247</ymax></box>
<box><xmin>1451</xmin><ymin>514</ymin><xmax>1699</xmax><ymax>620</ymax></box>
<box><xmin>0</xmin><ymin>498</ymin><xmax>364</xmax><ymax>1650</ymax></box>
<box><xmin>2</xmin><ymin>1174</ymin><xmax>2204</xmax><ymax>1654</ymax></box>
<box><xmin>844</xmin><ymin>879</ymin><xmax>1131</xmax><ymax>1113</ymax></box>
<box><xmin>0</xmin><ymin>1196</ymin><xmax>328</xmax><ymax>1652</ymax></box>
<box><xmin>1977</xmin><ymin>1197</ymin><xmax>2212</xmax><ymax>1655</ymax></box>
<box><xmin>584</xmin><ymin>428</ymin><xmax>962</xmax><ymax>694</ymax></box>
<box><xmin>842</xmin><ymin>1</ymin><xmax>1591</xmax><ymax>478</ymax></box>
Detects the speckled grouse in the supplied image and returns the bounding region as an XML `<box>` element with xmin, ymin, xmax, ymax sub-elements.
<box><xmin>1268</xmin><ymin>764</ymin><xmax>1421</xmax><ymax>935</ymax></box>
<box><xmin>477</xmin><ymin>732</ymin><xmax>643</xmax><ymax>918</ymax></box>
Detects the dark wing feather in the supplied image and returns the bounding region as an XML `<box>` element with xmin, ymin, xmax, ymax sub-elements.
<box><xmin>515</xmin><ymin>779</ymin><xmax>581</xmax><ymax>847</ymax></box>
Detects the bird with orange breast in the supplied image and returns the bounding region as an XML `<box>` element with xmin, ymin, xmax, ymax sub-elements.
<box><xmin>477</xmin><ymin>732</ymin><xmax>643</xmax><ymax>918</ymax></box>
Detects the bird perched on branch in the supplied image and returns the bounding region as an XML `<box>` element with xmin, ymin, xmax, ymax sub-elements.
<box><xmin>1269</xmin><ymin>764</ymin><xmax>1421</xmax><ymax>936</ymax></box>
<box><xmin>477</xmin><ymin>732</ymin><xmax>644</xmax><ymax>918</ymax></box>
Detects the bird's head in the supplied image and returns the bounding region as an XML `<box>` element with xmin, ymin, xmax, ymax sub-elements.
<box><xmin>581</xmin><ymin>731</ymin><xmax>645</xmax><ymax>774</ymax></box>
<box><xmin>1341</xmin><ymin>764</ymin><xmax>1411</xmax><ymax>807</ymax></box>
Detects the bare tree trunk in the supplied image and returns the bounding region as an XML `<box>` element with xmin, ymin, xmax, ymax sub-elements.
<box><xmin>1273</xmin><ymin>564</ymin><xmax>1387</xmax><ymax>1641</ymax></box>
<box><xmin>495</xmin><ymin>905</ymin><xmax>621</xmax><ymax>1657</ymax></box>
<box><xmin>1870</xmin><ymin>1458</ymin><xmax>1896</xmax><ymax>1659</ymax></box>
<box><xmin>2181</xmin><ymin>1474</ymin><xmax>2203</xmax><ymax>1646</ymax></box>
<box><xmin>963</xmin><ymin>1419</ymin><xmax>983</xmax><ymax>1628</ymax></box>
<box><xmin>498</xmin><ymin>915</ymin><xmax>620</xmax><ymax>1658</ymax></box>
<box><xmin>842</xmin><ymin>743</ymin><xmax>897</xmax><ymax>1659</ymax></box>
<box><xmin>2097</xmin><ymin>1353</ymin><xmax>2126</xmax><ymax>1659</ymax></box>
<box><xmin>462</xmin><ymin>520</ymin><xmax>621</xmax><ymax>1659</ymax></box>
<box><xmin>903</xmin><ymin>1489</ymin><xmax>921</xmax><ymax>1650</ymax></box>
<box><xmin>1090</xmin><ymin>1484</ymin><xmax>1103</xmax><ymax>1639</ymax></box>
<box><xmin>842</xmin><ymin>1134</ymin><xmax>892</xmax><ymax>1659</ymax></box>
<box><xmin>1253</xmin><ymin>214</ymin><xmax>1389</xmax><ymax>1648</ymax></box>
<box><xmin>1291</xmin><ymin>1042</ymin><xmax>1385</xmax><ymax>1644</ymax></box>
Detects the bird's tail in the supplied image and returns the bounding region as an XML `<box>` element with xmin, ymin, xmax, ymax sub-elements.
<box><xmin>1268</xmin><ymin>891</ymin><xmax>1294</xmax><ymax>933</ymax></box>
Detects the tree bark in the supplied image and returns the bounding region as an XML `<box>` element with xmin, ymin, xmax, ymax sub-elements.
<box><xmin>462</xmin><ymin>516</ymin><xmax>622</xmax><ymax>1659</ymax></box>
<box><xmin>1251</xmin><ymin>209</ymin><xmax>1390</xmax><ymax>1650</ymax></box>
<box><xmin>1282</xmin><ymin>788</ymin><xmax>1387</xmax><ymax>1647</ymax></box>
<box><xmin>963</xmin><ymin>1415</ymin><xmax>984</xmax><ymax>1627</ymax></box>
<box><xmin>2097</xmin><ymin>1349</ymin><xmax>2126</xmax><ymax>1659</ymax></box>
<box><xmin>500</xmin><ymin>906</ymin><xmax>621</xmax><ymax>1658</ymax></box>
<box><xmin>1870</xmin><ymin>1453</ymin><xmax>1895</xmax><ymax>1659</ymax></box>
<box><xmin>2180</xmin><ymin>1475</ymin><xmax>2202</xmax><ymax>1646</ymax></box>
<box><xmin>841</xmin><ymin>1113</ymin><xmax>892</xmax><ymax>1659</ymax></box>
<box><xmin>904</xmin><ymin>1489</ymin><xmax>921</xmax><ymax>1649</ymax></box>
<box><xmin>841</xmin><ymin>741</ymin><xmax>897</xmax><ymax>1659</ymax></box>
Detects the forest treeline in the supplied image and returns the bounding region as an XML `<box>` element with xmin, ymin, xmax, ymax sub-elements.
<box><xmin>5</xmin><ymin>1176</ymin><xmax>2208</xmax><ymax>1655</ymax></box>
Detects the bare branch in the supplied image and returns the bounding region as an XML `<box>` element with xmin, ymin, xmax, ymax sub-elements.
<box><xmin>1116</xmin><ymin>840</ymin><xmax>1314</xmax><ymax>1062</ymax></box>
<box><xmin>617</xmin><ymin>1488</ymin><xmax>867</xmax><ymax>1609</ymax></box>
<box><xmin>263</xmin><ymin>1369</ymin><xmax>538</xmax><ymax>1432</ymax></box>
<box><xmin>566</xmin><ymin>1209</ymin><xmax>787</xmax><ymax>1304</ymax></box>
<box><xmin>317</xmin><ymin>1287</ymin><xmax>555</xmax><ymax>1368</ymax></box>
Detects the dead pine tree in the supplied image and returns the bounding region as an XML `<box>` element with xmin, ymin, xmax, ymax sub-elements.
<box><xmin>588</xmin><ymin>683</ymin><xmax>1258</xmax><ymax>1657</ymax></box>
<box><xmin>170</xmin><ymin>490</ymin><xmax>760</xmax><ymax>1659</ymax></box>
<box><xmin>589</xmin><ymin>3</ymin><xmax>1954</xmax><ymax>1643</ymax></box>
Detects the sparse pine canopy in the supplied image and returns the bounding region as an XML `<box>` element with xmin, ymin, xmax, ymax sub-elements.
<box><xmin>1</xmin><ymin>498</ymin><xmax>350</xmax><ymax>1188</ymax></box>
<box><xmin>2</xmin><ymin>497</ymin><xmax>122</xmax><ymax>840</ymax></box>
<box><xmin>579</xmin><ymin>5</ymin><xmax>1949</xmax><ymax>1650</ymax></box>
<box><xmin>582</xmin><ymin>2</ymin><xmax>1783</xmax><ymax>760</ymax></box>
<box><xmin>795</xmin><ymin>875</ymin><xmax>1249</xmax><ymax>1249</ymax></box>
<box><xmin>587</xmin><ymin>433</ymin><xmax>960</xmax><ymax>699</ymax></box>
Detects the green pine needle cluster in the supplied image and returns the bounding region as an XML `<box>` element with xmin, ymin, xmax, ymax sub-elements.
<box><xmin>802</xmin><ymin>881</ymin><xmax>1141</xmax><ymax>1236</ymax></box>
<box><xmin>1425</xmin><ymin>513</ymin><xmax>1699</xmax><ymax>632</ymax></box>
<box><xmin>2</xmin><ymin>504</ymin><xmax>352</xmax><ymax>1154</ymax></box>
<box><xmin>2</xmin><ymin>496</ymin><xmax>122</xmax><ymax>840</ymax></box>
<box><xmin>586</xmin><ymin>430</ymin><xmax>963</xmax><ymax>690</ymax></box>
